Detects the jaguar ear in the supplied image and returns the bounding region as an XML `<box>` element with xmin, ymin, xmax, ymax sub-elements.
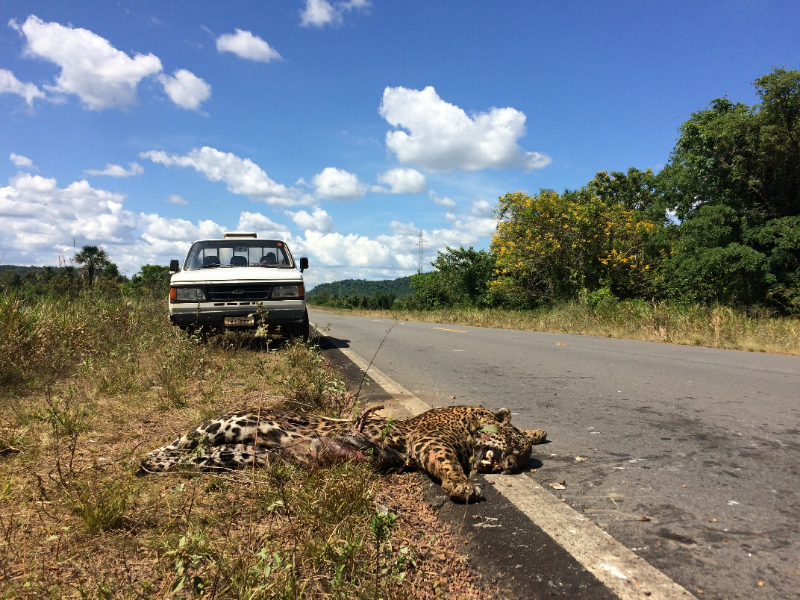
<box><xmin>525</xmin><ymin>429</ymin><xmax>548</xmax><ymax>444</ymax></box>
<box><xmin>494</xmin><ymin>408</ymin><xmax>511</xmax><ymax>424</ymax></box>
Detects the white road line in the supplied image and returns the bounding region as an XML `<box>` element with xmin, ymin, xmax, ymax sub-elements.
<box><xmin>318</xmin><ymin>325</ymin><xmax>692</xmax><ymax>599</ymax></box>
<box><xmin>329</xmin><ymin>344</ymin><xmax>433</xmax><ymax>418</ymax></box>
<box><xmin>485</xmin><ymin>475</ymin><xmax>691</xmax><ymax>599</ymax></box>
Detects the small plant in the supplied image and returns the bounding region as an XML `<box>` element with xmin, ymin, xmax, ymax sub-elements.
<box><xmin>155</xmin><ymin>330</ymin><xmax>202</xmax><ymax>408</ymax></box>
<box><xmin>162</xmin><ymin>528</ymin><xmax>216</xmax><ymax>595</ymax></box>
<box><xmin>72</xmin><ymin>477</ymin><xmax>136</xmax><ymax>534</ymax></box>
<box><xmin>271</xmin><ymin>339</ymin><xmax>348</xmax><ymax>412</ymax></box>
<box><xmin>369</xmin><ymin>508</ymin><xmax>399</xmax><ymax>591</ymax></box>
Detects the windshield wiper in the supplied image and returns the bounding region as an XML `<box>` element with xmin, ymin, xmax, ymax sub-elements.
<box><xmin>200</xmin><ymin>263</ymin><xmax>221</xmax><ymax>268</ymax></box>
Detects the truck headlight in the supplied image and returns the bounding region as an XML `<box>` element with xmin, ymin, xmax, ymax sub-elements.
<box><xmin>171</xmin><ymin>287</ymin><xmax>205</xmax><ymax>301</ymax></box>
<box><xmin>272</xmin><ymin>284</ymin><xmax>304</xmax><ymax>298</ymax></box>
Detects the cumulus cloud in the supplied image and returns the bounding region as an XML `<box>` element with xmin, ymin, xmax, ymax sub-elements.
<box><xmin>300</xmin><ymin>0</ymin><xmax>370</xmax><ymax>28</ymax></box>
<box><xmin>141</xmin><ymin>146</ymin><xmax>309</xmax><ymax>206</ymax></box>
<box><xmin>0</xmin><ymin>173</ymin><xmax>137</xmax><ymax>256</ymax></box>
<box><xmin>429</xmin><ymin>191</ymin><xmax>457</xmax><ymax>209</ymax></box>
<box><xmin>9</xmin><ymin>153</ymin><xmax>35</xmax><ymax>169</ymax></box>
<box><xmin>216</xmin><ymin>29</ymin><xmax>282</xmax><ymax>62</ymax></box>
<box><xmin>10</xmin><ymin>15</ymin><xmax>162</xmax><ymax>110</ymax></box>
<box><xmin>376</xmin><ymin>168</ymin><xmax>427</xmax><ymax>194</ymax></box>
<box><xmin>389</xmin><ymin>220</ymin><xmax>420</xmax><ymax>236</ymax></box>
<box><xmin>380</xmin><ymin>86</ymin><xmax>552</xmax><ymax>172</ymax></box>
<box><xmin>140</xmin><ymin>214</ymin><xmax>223</xmax><ymax>247</ymax></box>
<box><xmin>443</xmin><ymin>199</ymin><xmax>498</xmax><ymax>238</ymax></box>
<box><xmin>0</xmin><ymin>168</ymin><xmax>497</xmax><ymax>284</ymax></box>
<box><xmin>311</xmin><ymin>167</ymin><xmax>367</xmax><ymax>200</ymax></box>
<box><xmin>84</xmin><ymin>162</ymin><xmax>144</xmax><ymax>177</ymax></box>
<box><xmin>167</xmin><ymin>194</ymin><xmax>188</xmax><ymax>205</ymax></box>
<box><xmin>302</xmin><ymin>230</ymin><xmax>395</xmax><ymax>268</ymax></box>
<box><xmin>288</xmin><ymin>207</ymin><xmax>334</xmax><ymax>233</ymax></box>
<box><xmin>0</xmin><ymin>68</ymin><xmax>45</xmax><ymax>107</ymax></box>
<box><xmin>300</xmin><ymin>0</ymin><xmax>340</xmax><ymax>27</ymax></box>
<box><xmin>235</xmin><ymin>212</ymin><xmax>293</xmax><ymax>240</ymax></box>
<box><xmin>158</xmin><ymin>69</ymin><xmax>211</xmax><ymax>111</ymax></box>
<box><xmin>470</xmin><ymin>198</ymin><xmax>494</xmax><ymax>217</ymax></box>
<box><xmin>0</xmin><ymin>170</ymin><xmax>231</xmax><ymax>272</ymax></box>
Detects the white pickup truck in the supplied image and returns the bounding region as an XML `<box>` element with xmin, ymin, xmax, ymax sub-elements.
<box><xmin>168</xmin><ymin>232</ymin><xmax>310</xmax><ymax>339</ymax></box>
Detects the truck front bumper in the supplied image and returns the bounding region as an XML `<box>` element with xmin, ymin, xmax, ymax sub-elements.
<box><xmin>169</xmin><ymin>301</ymin><xmax>305</xmax><ymax>327</ymax></box>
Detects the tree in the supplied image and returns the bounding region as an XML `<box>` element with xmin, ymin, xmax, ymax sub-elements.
<box><xmin>0</xmin><ymin>270</ymin><xmax>22</xmax><ymax>291</ymax></box>
<box><xmin>408</xmin><ymin>247</ymin><xmax>497</xmax><ymax>309</ymax></box>
<box><xmin>657</xmin><ymin>68</ymin><xmax>800</xmax><ymax>309</ymax></box>
<box><xmin>74</xmin><ymin>245</ymin><xmax>111</xmax><ymax>287</ymax></box>
<box><xmin>579</xmin><ymin>167</ymin><xmax>664</xmax><ymax>217</ymax></box>
<box><xmin>129</xmin><ymin>264</ymin><xmax>171</xmax><ymax>295</ymax></box>
<box><xmin>490</xmin><ymin>190</ymin><xmax>658</xmax><ymax>305</ymax></box>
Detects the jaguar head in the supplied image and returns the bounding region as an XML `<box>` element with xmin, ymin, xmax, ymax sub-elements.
<box><xmin>473</xmin><ymin>408</ymin><xmax>546</xmax><ymax>474</ymax></box>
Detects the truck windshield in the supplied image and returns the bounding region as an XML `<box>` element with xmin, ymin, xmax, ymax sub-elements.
<box><xmin>184</xmin><ymin>240</ymin><xmax>294</xmax><ymax>270</ymax></box>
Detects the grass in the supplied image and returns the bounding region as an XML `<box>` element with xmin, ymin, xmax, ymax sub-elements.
<box><xmin>0</xmin><ymin>291</ymin><xmax>477</xmax><ymax>598</ymax></box>
<box><xmin>313</xmin><ymin>300</ymin><xmax>800</xmax><ymax>356</ymax></box>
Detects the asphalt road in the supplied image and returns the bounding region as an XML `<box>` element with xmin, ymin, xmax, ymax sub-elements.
<box><xmin>310</xmin><ymin>308</ymin><xmax>800</xmax><ymax>599</ymax></box>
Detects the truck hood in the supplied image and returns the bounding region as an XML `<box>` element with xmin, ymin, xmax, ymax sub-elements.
<box><xmin>171</xmin><ymin>267</ymin><xmax>303</xmax><ymax>284</ymax></box>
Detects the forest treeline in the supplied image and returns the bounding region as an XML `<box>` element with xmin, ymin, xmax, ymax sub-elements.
<box><xmin>316</xmin><ymin>68</ymin><xmax>800</xmax><ymax>316</ymax></box>
<box><xmin>0</xmin><ymin>247</ymin><xmax>170</xmax><ymax>297</ymax></box>
<box><xmin>307</xmin><ymin>277</ymin><xmax>413</xmax><ymax>309</ymax></box>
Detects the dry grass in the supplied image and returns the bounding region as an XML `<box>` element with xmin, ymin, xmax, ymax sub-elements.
<box><xmin>0</xmin><ymin>292</ymin><xmax>490</xmax><ymax>598</ymax></box>
<box><xmin>316</xmin><ymin>301</ymin><xmax>800</xmax><ymax>356</ymax></box>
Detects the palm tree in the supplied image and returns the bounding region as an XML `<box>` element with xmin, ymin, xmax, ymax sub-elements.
<box><xmin>74</xmin><ymin>245</ymin><xmax>110</xmax><ymax>287</ymax></box>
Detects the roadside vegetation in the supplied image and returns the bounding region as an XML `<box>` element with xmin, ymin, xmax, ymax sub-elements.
<box><xmin>311</xmin><ymin>68</ymin><xmax>800</xmax><ymax>355</ymax></box>
<box><xmin>0</xmin><ymin>285</ymin><xmax>485</xmax><ymax>598</ymax></box>
<box><xmin>313</xmin><ymin>303</ymin><xmax>800</xmax><ymax>356</ymax></box>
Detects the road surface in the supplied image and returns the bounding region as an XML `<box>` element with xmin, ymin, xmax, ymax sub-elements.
<box><xmin>310</xmin><ymin>308</ymin><xmax>800</xmax><ymax>599</ymax></box>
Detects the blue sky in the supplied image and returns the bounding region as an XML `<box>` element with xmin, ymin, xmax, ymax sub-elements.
<box><xmin>1</xmin><ymin>1</ymin><xmax>797</xmax><ymax>288</ymax></box>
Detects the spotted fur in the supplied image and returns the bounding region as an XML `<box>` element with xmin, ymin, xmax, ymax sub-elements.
<box><xmin>140</xmin><ymin>405</ymin><xmax>547</xmax><ymax>502</ymax></box>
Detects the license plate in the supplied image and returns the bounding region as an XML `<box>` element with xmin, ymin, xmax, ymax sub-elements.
<box><xmin>224</xmin><ymin>316</ymin><xmax>255</xmax><ymax>327</ymax></box>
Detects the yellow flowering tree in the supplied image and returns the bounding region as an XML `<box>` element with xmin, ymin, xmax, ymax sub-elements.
<box><xmin>490</xmin><ymin>190</ymin><xmax>658</xmax><ymax>305</ymax></box>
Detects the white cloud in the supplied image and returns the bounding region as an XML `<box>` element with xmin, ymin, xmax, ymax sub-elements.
<box><xmin>0</xmin><ymin>168</ymin><xmax>497</xmax><ymax>284</ymax></box>
<box><xmin>303</xmin><ymin>230</ymin><xmax>394</xmax><ymax>268</ymax></box>
<box><xmin>9</xmin><ymin>153</ymin><xmax>35</xmax><ymax>169</ymax></box>
<box><xmin>166</xmin><ymin>194</ymin><xmax>188</xmax><ymax>205</ymax></box>
<box><xmin>300</xmin><ymin>0</ymin><xmax>370</xmax><ymax>28</ymax></box>
<box><xmin>376</xmin><ymin>168</ymin><xmax>427</xmax><ymax>194</ymax></box>
<box><xmin>380</xmin><ymin>86</ymin><xmax>552</xmax><ymax>172</ymax></box>
<box><xmin>429</xmin><ymin>191</ymin><xmax>457</xmax><ymax>209</ymax></box>
<box><xmin>444</xmin><ymin>202</ymin><xmax>498</xmax><ymax>238</ymax></box>
<box><xmin>311</xmin><ymin>167</ymin><xmax>367</xmax><ymax>200</ymax></box>
<box><xmin>236</xmin><ymin>211</ymin><xmax>292</xmax><ymax>239</ymax></box>
<box><xmin>140</xmin><ymin>214</ymin><xmax>221</xmax><ymax>246</ymax></box>
<box><xmin>84</xmin><ymin>162</ymin><xmax>144</xmax><ymax>177</ymax></box>
<box><xmin>0</xmin><ymin>170</ymin><xmax>233</xmax><ymax>273</ymax></box>
<box><xmin>216</xmin><ymin>29</ymin><xmax>282</xmax><ymax>63</ymax></box>
<box><xmin>10</xmin><ymin>15</ymin><xmax>162</xmax><ymax>110</ymax></box>
<box><xmin>0</xmin><ymin>68</ymin><xmax>45</xmax><ymax>107</ymax></box>
<box><xmin>470</xmin><ymin>198</ymin><xmax>494</xmax><ymax>217</ymax></box>
<box><xmin>389</xmin><ymin>220</ymin><xmax>420</xmax><ymax>236</ymax></box>
<box><xmin>289</xmin><ymin>207</ymin><xmax>334</xmax><ymax>233</ymax></box>
<box><xmin>158</xmin><ymin>69</ymin><xmax>211</xmax><ymax>111</ymax></box>
<box><xmin>0</xmin><ymin>173</ymin><xmax>137</xmax><ymax>256</ymax></box>
<box><xmin>141</xmin><ymin>146</ymin><xmax>309</xmax><ymax>206</ymax></box>
<box><xmin>300</xmin><ymin>0</ymin><xmax>340</xmax><ymax>27</ymax></box>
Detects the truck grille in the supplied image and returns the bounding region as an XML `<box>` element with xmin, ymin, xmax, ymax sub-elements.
<box><xmin>205</xmin><ymin>283</ymin><xmax>272</xmax><ymax>302</ymax></box>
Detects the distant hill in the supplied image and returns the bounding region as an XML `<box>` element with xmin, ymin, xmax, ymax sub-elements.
<box><xmin>0</xmin><ymin>265</ymin><xmax>49</xmax><ymax>276</ymax></box>
<box><xmin>308</xmin><ymin>276</ymin><xmax>414</xmax><ymax>300</ymax></box>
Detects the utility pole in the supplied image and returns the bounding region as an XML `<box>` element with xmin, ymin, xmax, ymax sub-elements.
<box><xmin>416</xmin><ymin>231</ymin><xmax>427</xmax><ymax>273</ymax></box>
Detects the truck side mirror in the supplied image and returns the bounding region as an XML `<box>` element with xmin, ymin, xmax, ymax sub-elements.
<box><xmin>299</xmin><ymin>257</ymin><xmax>309</xmax><ymax>272</ymax></box>
<box><xmin>170</xmin><ymin>259</ymin><xmax>180</xmax><ymax>273</ymax></box>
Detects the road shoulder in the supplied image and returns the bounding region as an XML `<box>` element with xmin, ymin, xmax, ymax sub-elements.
<box><xmin>317</xmin><ymin>333</ymin><xmax>671</xmax><ymax>598</ymax></box>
